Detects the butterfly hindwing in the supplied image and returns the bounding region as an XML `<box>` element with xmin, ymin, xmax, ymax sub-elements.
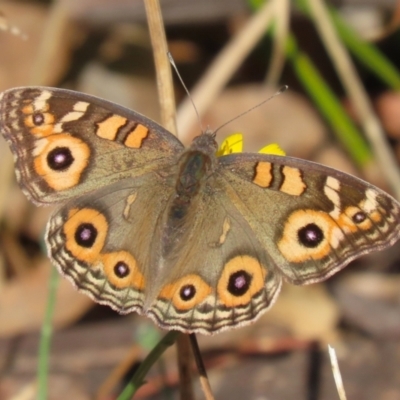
<box><xmin>147</xmin><ymin>188</ymin><xmax>282</xmax><ymax>334</ymax></box>
<box><xmin>46</xmin><ymin>171</ymin><xmax>176</xmax><ymax>314</ymax></box>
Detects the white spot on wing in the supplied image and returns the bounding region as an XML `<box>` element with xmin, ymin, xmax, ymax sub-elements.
<box><xmin>363</xmin><ymin>189</ymin><xmax>378</xmax><ymax>213</ymax></box>
<box><xmin>9</xmin><ymin>108</ymin><xmax>18</xmax><ymax>119</ymax></box>
<box><xmin>325</xmin><ymin>177</ymin><xmax>341</xmax><ymax>219</ymax></box>
<box><xmin>73</xmin><ymin>101</ymin><xmax>89</xmax><ymax>113</ymax></box>
<box><xmin>54</xmin><ymin>101</ymin><xmax>90</xmax><ymax>133</ymax></box>
<box><xmin>123</xmin><ymin>192</ymin><xmax>137</xmax><ymax>220</ymax></box>
<box><xmin>33</xmin><ymin>90</ymin><xmax>51</xmax><ymax>112</ymax></box>
<box><xmin>60</xmin><ymin>111</ymin><xmax>84</xmax><ymax>123</ymax></box>
<box><xmin>33</xmin><ymin>138</ymin><xmax>49</xmax><ymax>157</ymax></box>
<box><xmin>330</xmin><ymin>226</ymin><xmax>345</xmax><ymax>248</ymax></box>
<box><xmin>53</xmin><ymin>123</ymin><xmax>63</xmax><ymax>133</ymax></box>
<box><xmin>60</xmin><ymin>101</ymin><xmax>90</xmax><ymax>123</ymax></box>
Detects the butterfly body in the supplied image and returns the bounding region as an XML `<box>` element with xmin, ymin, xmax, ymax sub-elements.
<box><xmin>1</xmin><ymin>86</ymin><xmax>400</xmax><ymax>334</ymax></box>
<box><xmin>162</xmin><ymin>135</ymin><xmax>217</xmax><ymax>255</ymax></box>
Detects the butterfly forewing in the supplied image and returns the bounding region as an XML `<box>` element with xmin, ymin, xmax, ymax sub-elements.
<box><xmin>218</xmin><ymin>153</ymin><xmax>400</xmax><ymax>285</ymax></box>
<box><xmin>0</xmin><ymin>87</ymin><xmax>183</xmax><ymax>205</ymax></box>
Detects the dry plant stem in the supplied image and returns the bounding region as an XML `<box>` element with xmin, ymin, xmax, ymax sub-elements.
<box><xmin>176</xmin><ymin>334</ymin><xmax>195</xmax><ymax>400</ymax></box>
<box><xmin>29</xmin><ymin>0</ymin><xmax>69</xmax><ymax>85</ymax></box>
<box><xmin>265</xmin><ymin>0</ymin><xmax>290</xmax><ymax>86</ymax></box>
<box><xmin>95</xmin><ymin>345</ymin><xmax>141</xmax><ymax>400</ymax></box>
<box><xmin>189</xmin><ymin>334</ymin><xmax>215</xmax><ymax>400</ymax></box>
<box><xmin>177</xmin><ymin>0</ymin><xmax>275</xmax><ymax>140</ymax></box>
<box><xmin>307</xmin><ymin>0</ymin><xmax>400</xmax><ymax>199</ymax></box>
<box><xmin>328</xmin><ymin>345</ymin><xmax>347</xmax><ymax>400</ymax></box>
<box><xmin>144</xmin><ymin>1</ymin><xmax>195</xmax><ymax>399</ymax></box>
<box><xmin>144</xmin><ymin>0</ymin><xmax>177</xmax><ymax>134</ymax></box>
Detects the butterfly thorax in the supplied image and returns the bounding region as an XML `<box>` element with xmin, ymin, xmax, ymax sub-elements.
<box><xmin>175</xmin><ymin>133</ymin><xmax>218</xmax><ymax>196</ymax></box>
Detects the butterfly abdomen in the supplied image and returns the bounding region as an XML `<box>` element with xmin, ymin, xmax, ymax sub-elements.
<box><xmin>160</xmin><ymin>149</ymin><xmax>213</xmax><ymax>255</ymax></box>
<box><xmin>176</xmin><ymin>151</ymin><xmax>210</xmax><ymax>197</ymax></box>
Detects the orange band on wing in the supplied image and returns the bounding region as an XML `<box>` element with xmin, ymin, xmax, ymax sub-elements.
<box><xmin>124</xmin><ymin>124</ymin><xmax>149</xmax><ymax>148</ymax></box>
<box><xmin>279</xmin><ymin>166</ymin><xmax>306</xmax><ymax>196</ymax></box>
<box><xmin>253</xmin><ymin>162</ymin><xmax>272</xmax><ymax>188</ymax></box>
<box><xmin>96</xmin><ymin>115</ymin><xmax>127</xmax><ymax>141</ymax></box>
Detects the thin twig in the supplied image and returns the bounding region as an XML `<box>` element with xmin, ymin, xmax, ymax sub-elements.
<box><xmin>328</xmin><ymin>345</ymin><xmax>347</xmax><ymax>400</ymax></box>
<box><xmin>177</xmin><ymin>1</ymin><xmax>275</xmax><ymax>141</ymax></box>
<box><xmin>265</xmin><ymin>0</ymin><xmax>290</xmax><ymax>86</ymax></box>
<box><xmin>307</xmin><ymin>0</ymin><xmax>400</xmax><ymax>198</ymax></box>
<box><xmin>189</xmin><ymin>334</ymin><xmax>215</xmax><ymax>400</ymax></box>
<box><xmin>176</xmin><ymin>334</ymin><xmax>195</xmax><ymax>400</ymax></box>
<box><xmin>144</xmin><ymin>0</ymin><xmax>177</xmax><ymax>135</ymax></box>
<box><xmin>144</xmin><ymin>1</ymin><xmax>194</xmax><ymax>399</ymax></box>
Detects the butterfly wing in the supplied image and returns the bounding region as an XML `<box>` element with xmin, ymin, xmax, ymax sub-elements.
<box><xmin>218</xmin><ymin>153</ymin><xmax>400</xmax><ymax>285</ymax></box>
<box><xmin>46</xmin><ymin>171</ymin><xmax>177</xmax><ymax>314</ymax></box>
<box><xmin>5</xmin><ymin>86</ymin><xmax>400</xmax><ymax>335</ymax></box>
<box><xmin>42</xmin><ymin>133</ymin><xmax>400</xmax><ymax>335</ymax></box>
<box><xmin>0</xmin><ymin>87</ymin><xmax>183</xmax><ymax>205</ymax></box>
<box><xmin>46</xmin><ymin>162</ymin><xmax>283</xmax><ymax>335</ymax></box>
<box><xmin>146</xmin><ymin>188</ymin><xmax>283</xmax><ymax>334</ymax></box>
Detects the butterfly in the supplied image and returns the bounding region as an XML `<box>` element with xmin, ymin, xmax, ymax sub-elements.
<box><xmin>1</xmin><ymin>86</ymin><xmax>400</xmax><ymax>335</ymax></box>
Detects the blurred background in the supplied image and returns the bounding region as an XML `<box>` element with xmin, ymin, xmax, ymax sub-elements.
<box><xmin>1</xmin><ymin>0</ymin><xmax>400</xmax><ymax>399</ymax></box>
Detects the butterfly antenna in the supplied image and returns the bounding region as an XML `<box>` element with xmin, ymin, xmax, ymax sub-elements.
<box><xmin>167</xmin><ymin>51</ymin><xmax>205</xmax><ymax>133</ymax></box>
<box><xmin>213</xmin><ymin>85</ymin><xmax>288</xmax><ymax>135</ymax></box>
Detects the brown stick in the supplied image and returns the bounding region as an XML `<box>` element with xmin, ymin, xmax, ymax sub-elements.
<box><xmin>190</xmin><ymin>334</ymin><xmax>215</xmax><ymax>400</ymax></box>
<box><xmin>144</xmin><ymin>1</ymin><xmax>194</xmax><ymax>399</ymax></box>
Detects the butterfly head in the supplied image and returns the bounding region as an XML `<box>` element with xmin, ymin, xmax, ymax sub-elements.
<box><xmin>190</xmin><ymin>129</ymin><xmax>218</xmax><ymax>156</ymax></box>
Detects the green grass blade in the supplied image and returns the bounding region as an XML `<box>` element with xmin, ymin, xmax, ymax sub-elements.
<box><xmin>248</xmin><ymin>0</ymin><xmax>372</xmax><ymax>166</ymax></box>
<box><xmin>37</xmin><ymin>267</ymin><xmax>59</xmax><ymax>400</ymax></box>
<box><xmin>295</xmin><ymin>0</ymin><xmax>400</xmax><ymax>89</ymax></box>
<box><xmin>285</xmin><ymin>34</ymin><xmax>372</xmax><ymax>167</ymax></box>
<box><xmin>117</xmin><ymin>330</ymin><xmax>180</xmax><ymax>400</ymax></box>
<box><xmin>329</xmin><ymin>7</ymin><xmax>400</xmax><ymax>89</ymax></box>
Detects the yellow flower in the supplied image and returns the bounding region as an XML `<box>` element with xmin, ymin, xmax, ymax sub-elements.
<box><xmin>217</xmin><ymin>133</ymin><xmax>286</xmax><ymax>156</ymax></box>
